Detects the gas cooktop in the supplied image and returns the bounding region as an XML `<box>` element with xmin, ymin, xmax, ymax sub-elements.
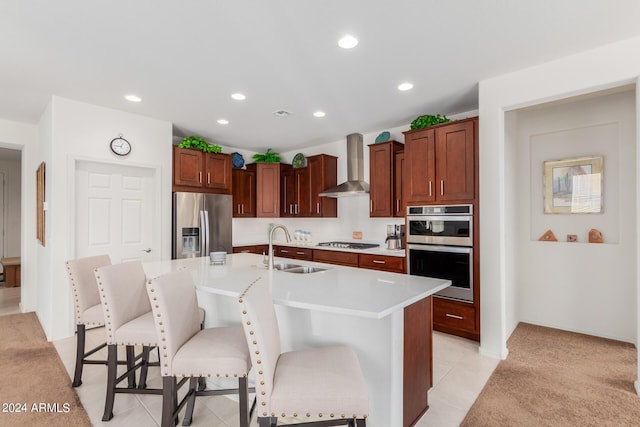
<box><xmin>317</xmin><ymin>241</ymin><xmax>380</xmax><ymax>250</ymax></box>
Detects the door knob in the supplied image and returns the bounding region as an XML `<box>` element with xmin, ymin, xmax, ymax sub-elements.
<box><xmin>142</xmin><ymin>248</ymin><xmax>152</xmax><ymax>253</ymax></box>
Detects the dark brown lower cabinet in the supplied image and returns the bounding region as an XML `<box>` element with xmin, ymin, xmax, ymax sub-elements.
<box><xmin>433</xmin><ymin>297</ymin><xmax>478</xmax><ymax>341</ymax></box>
<box><xmin>404</xmin><ymin>296</ymin><xmax>432</xmax><ymax>427</ymax></box>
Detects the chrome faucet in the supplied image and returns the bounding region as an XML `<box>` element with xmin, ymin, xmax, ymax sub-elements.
<box><xmin>268</xmin><ymin>224</ymin><xmax>291</xmax><ymax>270</ymax></box>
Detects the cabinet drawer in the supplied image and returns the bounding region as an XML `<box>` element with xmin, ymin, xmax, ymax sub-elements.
<box><xmin>313</xmin><ymin>249</ymin><xmax>359</xmax><ymax>267</ymax></box>
<box><xmin>433</xmin><ymin>298</ymin><xmax>476</xmax><ymax>333</ymax></box>
<box><xmin>233</xmin><ymin>245</ymin><xmax>256</xmax><ymax>254</ymax></box>
<box><xmin>275</xmin><ymin>246</ymin><xmax>313</xmax><ymax>260</ymax></box>
<box><xmin>358</xmin><ymin>254</ymin><xmax>405</xmax><ymax>273</ymax></box>
<box><xmin>233</xmin><ymin>245</ymin><xmax>268</xmax><ymax>255</ymax></box>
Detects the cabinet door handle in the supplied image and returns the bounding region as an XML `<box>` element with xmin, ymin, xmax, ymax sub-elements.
<box><xmin>240</xmin><ymin>250</ymin><xmax>251</xmax><ymax>253</ymax></box>
<box><xmin>440</xmin><ymin>180</ymin><xmax>444</xmax><ymax>196</ymax></box>
<box><xmin>199</xmin><ymin>171</ymin><xmax>202</xmax><ymax>183</ymax></box>
<box><xmin>207</xmin><ymin>172</ymin><xmax>211</xmax><ymax>185</ymax></box>
<box><xmin>241</xmin><ymin>204</ymin><xmax>244</xmax><ymax>214</ymax></box>
<box><xmin>372</xmin><ymin>260</ymin><xmax>385</xmax><ymax>264</ymax></box>
<box><xmin>396</xmin><ymin>200</ymin><xmax>400</xmax><ymax>213</ymax></box>
<box><xmin>296</xmin><ymin>251</ymin><xmax>306</xmax><ymax>255</ymax></box>
<box><xmin>316</xmin><ymin>202</ymin><xmax>320</xmax><ymax>214</ymax></box>
<box><xmin>237</xmin><ymin>204</ymin><xmax>241</xmax><ymax>214</ymax></box>
<box><xmin>429</xmin><ymin>181</ymin><xmax>432</xmax><ymax>197</ymax></box>
<box><xmin>295</xmin><ymin>204</ymin><xmax>299</xmax><ymax>214</ymax></box>
<box><xmin>370</xmin><ymin>200</ymin><xmax>373</xmax><ymax>213</ymax></box>
<box><xmin>445</xmin><ymin>313</ymin><xmax>463</xmax><ymax>320</ymax></box>
<box><xmin>280</xmin><ymin>249</ymin><xmax>289</xmax><ymax>253</ymax></box>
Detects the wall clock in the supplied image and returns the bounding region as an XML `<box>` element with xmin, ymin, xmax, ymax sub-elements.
<box><xmin>110</xmin><ymin>136</ymin><xmax>131</xmax><ymax>156</ymax></box>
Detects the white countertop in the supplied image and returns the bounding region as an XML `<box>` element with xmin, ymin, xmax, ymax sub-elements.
<box><xmin>235</xmin><ymin>240</ymin><xmax>407</xmax><ymax>257</ymax></box>
<box><xmin>143</xmin><ymin>253</ymin><xmax>449</xmax><ymax>319</ymax></box>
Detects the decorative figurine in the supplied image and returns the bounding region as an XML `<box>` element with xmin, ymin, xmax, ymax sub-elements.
<box><xmin>539</xmin><ymin>230</ymin><xmax>557</xmax><ymax>241</ymax></box>
<box><xmin>588</xmin><ymin>229</ymin><xmax>603</xmax><ymax>243</ymax></box>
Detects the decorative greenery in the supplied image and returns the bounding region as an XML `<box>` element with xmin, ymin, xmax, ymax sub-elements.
<box><xmin>252</xmin><ymin>148</ymin><xmax>281</xmax><ymax>163</ymax></box>
<box><xmin>410</xmin><ymin>114</ymin><xmax>451</xmax><ymax>130</ymax></box>
<box><xmin>178</xmin><ymin>136</ymin><xmax>222</xmax><ymax>153</ymax></box>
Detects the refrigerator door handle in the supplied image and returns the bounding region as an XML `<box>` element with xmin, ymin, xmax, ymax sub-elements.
<box><xmin>203</xmin><ymin>210</ymin><xmax>210</xmax><ymax>254</ymax></box>
<box><xmin>199</xmin><ymin>210</ymin><xmax>206</xmax><ymax>256</ymax></box>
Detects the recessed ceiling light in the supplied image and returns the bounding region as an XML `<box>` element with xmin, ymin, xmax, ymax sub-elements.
<box><xmin>231</xmin><ymin>93</ymin><xmax>246</xmax><ymax>101</ymax></box>
<box><xmin>338</xmin><ymin>35</ymin><xmax>358</xmax><ymax>49</ymax></box>
<box><xmin>124</xmin><ymin>94</ymin><xmax>142</xmax><ymax>102</ymax></box>
<box><xmin>217</xmin><ymin>119</ymin><xmax>229</xmax><ymax>125</ymax></box>
<box><xmin>397</xmin><ymin>82</ymin><xmax>414</xmax><ymax>91</ymax></box>
<box><xmin>313</xmin><ymin>111</ymin><xmax>326</xmax><ymax>118</ymax></box>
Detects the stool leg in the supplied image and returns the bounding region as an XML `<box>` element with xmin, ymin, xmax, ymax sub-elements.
<box><xmin>258</xmin><ymin>417</ymin><xmax>277</xmax><ymax>427</ymax></box>
<box><xmin>239</xmin><ymin>376</ymin><xmax>249</xmax><ymax>427</ymax></box>
<box><xmin>125</xmin><ymin>345</ymin><xmax>137</xmax><ymax>388</ymax></box>
<box><xmin>138</xmin><ymin>346</ymin><xmax>151</xmax><ymax>389</ymax></box>
<box><xmin>161</xmin><ymin>376</ymin><xmax>176</xmax><ymax>427</ymax></box>
<box><xmin>182</xmin><ymin>377</ymin><xmax>198</xmax><ymax>426</ymax></box>
<box><xmin>72</xmin><ymin>324</ymin><xmax>85</xmax><ymax>387</ymax></box>
<box><xmin>102</xmin><ymin>344</ymin><xmax>117</xmax><ymax>421</ymax></box>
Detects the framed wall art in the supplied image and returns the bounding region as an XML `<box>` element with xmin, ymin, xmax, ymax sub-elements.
<box><xmin>36</xmin><ymin>161</ymin><xmax>45</xmax><ymax>246</ymax></box>
<box><xmin>544</xmin><ymin>156</ymin><xmax>603</xmax><ymax>214</ymax></box>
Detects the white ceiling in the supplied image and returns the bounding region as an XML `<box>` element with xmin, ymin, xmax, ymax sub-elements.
<box><xmin>2</xmin><ymin>1</ymin><xmax>640</xmax><ymax>152</ymax></box>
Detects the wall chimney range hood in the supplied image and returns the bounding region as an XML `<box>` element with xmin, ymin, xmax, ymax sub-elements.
<box><xmin>319</xmin><ymin>133</ymin><xmax>369</xmax><ymax>197</ymax></box>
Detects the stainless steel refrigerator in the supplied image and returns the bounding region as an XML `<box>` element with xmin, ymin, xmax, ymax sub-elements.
<box><xmin>172</xmin><ymin>192</ymin><xmax>232</xmax><ymax>259</ymax></box>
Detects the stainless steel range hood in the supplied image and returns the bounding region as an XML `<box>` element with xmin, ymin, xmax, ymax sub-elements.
<box><xmin>319</xmin><ymin>133</ymin><xmax>369</xmax><ymax>197</ymax></box>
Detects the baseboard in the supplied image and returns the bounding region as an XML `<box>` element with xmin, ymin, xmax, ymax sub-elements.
<box><xmin>479</xmin><ymin>345</ymin><xmax>508</xmax><ymax>360</ymax></box>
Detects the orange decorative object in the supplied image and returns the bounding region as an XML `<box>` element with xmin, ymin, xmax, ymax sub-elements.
<box><xmin>588</xmin><ymin>229</ymin><xmax>603</xmax><ymax>243</ymax></box>
<box><xmin>539</xmin><ymin>230</ymin><xmax>557</xmax><ymax>242</ymax></box>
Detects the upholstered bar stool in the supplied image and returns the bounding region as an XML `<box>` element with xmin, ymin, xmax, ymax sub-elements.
<box><xmin>65</xmin><ymin>254</ymin><xmax>129</xmax><ymax>388</ymax></box>
<box><xmin>94</xmin><ymin>261</ymin><xmax>163</xmax><ymax>421</ymax></box>
<box><xmin>147</xmin><ymin>269</ymin><xmax>253</xmax><ymax>427</ymax></box>
<box><xmin>237</xmin><ymin>278</ymin><xmax>368</xmax><ymax>427</ymax></box>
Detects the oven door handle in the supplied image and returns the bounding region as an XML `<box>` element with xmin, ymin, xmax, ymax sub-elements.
<box><xmin>407</xmin><ymin>244</ymin><xmax>472</xmax><ymax>254</ymax></box>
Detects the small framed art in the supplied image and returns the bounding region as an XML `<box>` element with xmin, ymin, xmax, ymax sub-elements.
<box><xmin>544</xmin><ymin>156</ymin><xmax>603</xmax><ymax>214</ymax></box>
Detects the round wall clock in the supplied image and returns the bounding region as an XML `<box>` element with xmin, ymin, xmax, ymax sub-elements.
<box><xmin>110</xmin><ymin>136</ymin><xmax>131</xmax><ymax>156</ymax></box>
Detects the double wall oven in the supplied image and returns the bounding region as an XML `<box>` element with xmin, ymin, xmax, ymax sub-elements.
<box><xmin>406</xmin><ymin>204</ymin><xmax>474</xmax><ymax>303</ymax></box>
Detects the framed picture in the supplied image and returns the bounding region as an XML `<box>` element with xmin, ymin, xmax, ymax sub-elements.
<box><xmin>36</xmin><ymin>161</ymin><xmax>46</xmax><ymax>245</ymax></box>
<box><xmin>544</xmin><ymin>156</ymin><xmax>603</xmax><ymax>214</ymax></box>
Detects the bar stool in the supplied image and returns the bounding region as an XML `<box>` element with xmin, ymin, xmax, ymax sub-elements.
<box><xmin>65</xmin><ymin>254</ymin><xmax>123</xmax><ymax>388</ymax></box>
<box><xmin>237</xmin><ymin>278</ymin><xmax>368</xmax><ymax>427</ymax></box>
<box><xmin>147</xmin><ymin>269</ymin><xmax>253</xmax><ymax>427</ymax></box>
<box><xmin>94</xmin><ymin>260</ymin><xmax>163</xmax><ymax>421</ymax></box>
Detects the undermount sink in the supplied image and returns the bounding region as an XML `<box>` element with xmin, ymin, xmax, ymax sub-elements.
<box><xmin>273</xmin><ymin>263</ymin><xmax>328</xmax><ymax>274</ymax></box>
<box><xmin>273</xmin><ymin>263</ymin><xmax>302</xmax><ymax>270</ymax></box>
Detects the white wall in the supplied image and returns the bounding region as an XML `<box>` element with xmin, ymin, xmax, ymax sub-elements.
<box><xmin>479</xmin><ymin>35</ymin><xmax>640</xmax><ymax>359</ymax></box>
<box><xmin>39</xmin><ymin>96</ymin><xmax>173</xmax><ymax>340</ymax></box>
<box><xmin>511</xmin><ymin>90</ymin><xmax>636</xmax><ymax>342</ymax></box>
<box><xmin>0</xmin><ymin>118</ymin><xmax>37</xmax><ymax>314</ymax></box>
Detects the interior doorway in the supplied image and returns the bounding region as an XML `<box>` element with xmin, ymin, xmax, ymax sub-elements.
<box><xmin>0</xmin><ymin>147</ymin><xmax>22</xmax><ymax>315</ymax></box>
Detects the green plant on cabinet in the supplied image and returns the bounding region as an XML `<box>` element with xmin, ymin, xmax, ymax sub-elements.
<box><xmin>179</xmin><ymin>136</ymin><xmax>222</xmax><ymax>153</ymax></box>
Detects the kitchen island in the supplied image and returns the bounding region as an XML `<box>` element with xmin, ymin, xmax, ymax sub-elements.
<box><xmin>143</xmin><ymin>253</ymin><xmax>450</xmax><ymax>427</ymax></box>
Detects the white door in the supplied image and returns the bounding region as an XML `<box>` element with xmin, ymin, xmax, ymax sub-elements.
<box><xmin>76</xmin><ymin>161</ymin><xmax>157</xmax><ymax>263</ymax></box>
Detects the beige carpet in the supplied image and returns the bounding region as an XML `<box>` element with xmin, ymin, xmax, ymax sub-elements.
<box><xmin>461</xmin><ymin>322</ymin><xmax>640</xmax><ymax>426</ymax></box>
<box><xmin>0</xmin><ymin>312</ymin><xmax>91</xmax><ymax>426</ymax></box>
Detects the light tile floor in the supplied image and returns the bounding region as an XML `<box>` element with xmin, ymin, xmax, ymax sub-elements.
<box><xmin>1</xmin><ymin>287</ymin><xmax>500</xmax><ymax>426</ymax></box>
<box><xmin>0</xmin><ymin>286</ymin><xmax>21</xmax><ymax>316</ymax></box>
